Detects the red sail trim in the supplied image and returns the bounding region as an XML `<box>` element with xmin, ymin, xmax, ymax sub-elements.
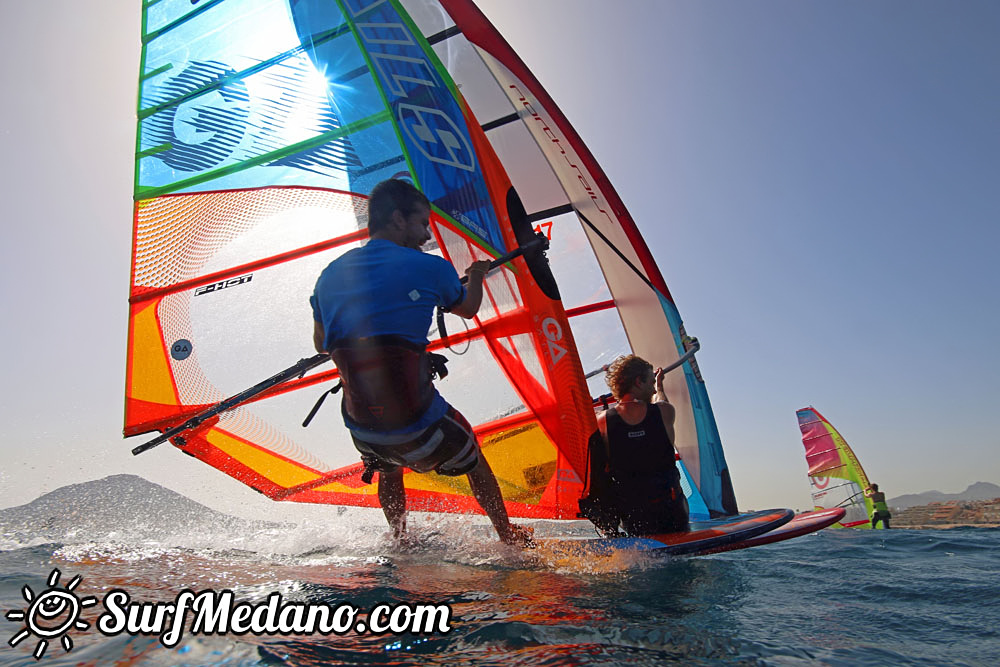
<box><xmin>281</xmin><ymin>485</ymin><xmax>571</xmax><ymax>518</ymax></box>
<box><xmin>124</xmin><ymin>398</ymin><xmax>214</xmax><ymax>438</ymax></box>
<box><xmin>439</xmin><ymin>0</ymin><xmax>674</xmax><ymax>304</ymax></box>
<box><xmin>173</xmin><ymin>408</ymin><xmax>577</xmax><ymax>519</ymax></box>
<box><xmin>172</xmin><ymin>428</ymin><xmax>326</xmax><ymax>501</ymax></box>
<box><xmin>130</xmin><ymin>228</ymin><xmax>370</xmax><ymax>304</ymax></box>
<box><xmin>456</xmin><ymin>92</ymin><xmax>596</xmax><ymax>483</ymax></box>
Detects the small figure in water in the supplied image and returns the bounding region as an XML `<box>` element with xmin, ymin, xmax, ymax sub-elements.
<box><xmin>310</xmin><ymin>179</ymin><xmax>532</xmax><ymax>547</ymax></box>
<box><xmin>865</xmin><ymin>483</ymin><xmax>891</xmax><ymax>529</ymax></box>
<box><xmin>578</xmin><ymin>355</ymin><xmax>689</xmax><ymax>536</ymax></box>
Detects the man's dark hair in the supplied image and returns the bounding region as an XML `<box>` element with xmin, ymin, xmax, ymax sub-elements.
<box><xmin>367</xmin><ymin>179</ymin><xmax>431</xmax><ymax>234</ymax></box>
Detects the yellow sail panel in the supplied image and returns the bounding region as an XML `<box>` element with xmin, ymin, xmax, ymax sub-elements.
<box><xmin>207</xmin><ymin>428</ymin><xmax>322</xmax><ymax>489</ymax></box>
<box><xmin>400</xmin><ymin>421</ymin><xmax>558</xmax><ymax>505</ymax></box>
<box><xmin>127</xmin><ymin>300</ymin><xmax>177</xmax><ymax>406</ymax></box>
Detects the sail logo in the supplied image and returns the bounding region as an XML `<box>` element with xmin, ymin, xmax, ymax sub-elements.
<box><xmin>398</xmin><ymin>105</ymin><xmax>475</xmax><ymax>172</ymax></box>
<box><xmin>509</xmin><ymin>85</ymin><xmax>615</xmax><ymax>228</ymax></box>
<box><xmin>810</xmin><ymin>475</ymin><xmax>831</xmax><ymax>490</ymax></box>
<box><xmin>556</xmin><ymin>468</ymin><xmax>582</xmax><ymax>484</ymax></box>
<box><xmin>195</xmin><ymin>274</ymin><xmax>253</xmax><ymax>296</ymax></box>
<box><xmin>541</xmin><ymin>317</ymin><xmax>567</xmax><ymax>365</ymax></box>
<box><xmin>145</xmin><ymin>61</ymin><xmax>250</xmax><ymax>172</ymax></box>
<box><xmin>348</xmin><ymin>0</ymin><xmax>492</xmax><ymax>240</ymax></box>
<box><xmin>171</xmin><ymin>339</ymin><xmax>193</xmax><ymax>361</ymax></box>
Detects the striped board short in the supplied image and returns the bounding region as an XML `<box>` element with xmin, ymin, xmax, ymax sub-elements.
<box><xmin>350</xmin><ymin>407</ymin><xmax>481</xmax><ymax>477</ymax></box>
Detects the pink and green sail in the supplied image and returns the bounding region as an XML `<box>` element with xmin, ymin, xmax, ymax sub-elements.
<box><xmin>796</xmin><ymin>406</ymin><xmax>881</xmax><ymax>529</ymax></box>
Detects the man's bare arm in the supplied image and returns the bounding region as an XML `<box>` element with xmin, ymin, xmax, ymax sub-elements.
<box><xmin>450</xmin><ymin>260</ymin><xmax>491</xmax><ymax>319</ymax></box>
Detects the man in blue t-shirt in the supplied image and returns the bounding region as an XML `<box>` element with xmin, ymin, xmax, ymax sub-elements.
<box><xmin>310</xmin><ymin>179</ymin><xmax>531</xmax><ymax>547</ymax></box>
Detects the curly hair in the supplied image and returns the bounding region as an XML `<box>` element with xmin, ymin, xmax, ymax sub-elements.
<box><xmin>604</xmin><ymin>354</ymin><xmax>653</xmax><ymax>400</ymax></box>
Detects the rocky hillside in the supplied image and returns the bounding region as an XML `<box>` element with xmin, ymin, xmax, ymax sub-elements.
<box><xmin>0</xmin><ymin>474</ymin><xmax>283</xmax><ymax>545</ymax></box>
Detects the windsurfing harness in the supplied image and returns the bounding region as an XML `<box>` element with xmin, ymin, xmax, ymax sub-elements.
<box><xmin>328</xmin><ymin>335</ymin><xmax>447</xmax><ymax>432</ymax></box>
<box><xmin>324</xmin><ymin>336</ymin><xmax>465</xmax><ymax>483</ymax></box>
<box><xmin>579</xmin><ymin>405</ymin><xmax>688</xmax><ymax>536</ymax></box>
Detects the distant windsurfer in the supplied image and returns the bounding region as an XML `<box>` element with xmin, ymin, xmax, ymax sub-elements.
<box><xmin>310</xmin><ymin>178</ymin><xmax>532</xmax><ymax>547</ymax></box>
<box><xmin>865</xmin><ymin>483</ymin><xmax>891</xmax><ymax>529</ymax></box>
<box><xmin>578</xmin><ymin>355</ymin><xmax>689</xmax><ymax>536</ymax></box>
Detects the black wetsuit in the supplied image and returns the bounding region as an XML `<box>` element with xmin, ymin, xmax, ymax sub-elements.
<box><xmin>601</xmin><ymin>405</ymin><xmax>689</xmax><ymax>535</ymax></box>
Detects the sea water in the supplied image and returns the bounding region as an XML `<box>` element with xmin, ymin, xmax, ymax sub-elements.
<box><xmin>1</xmin><ymin>481</ymin><xmax>998</xmax><ymax>666</ymax></box>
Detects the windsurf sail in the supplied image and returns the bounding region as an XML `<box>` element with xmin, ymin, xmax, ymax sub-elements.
<box><xmin>796</xmin><ymin>406</ymin><xmax>877</xmax><ymax>528</ymax></box>
<box><xmin>125</xmin><ymin>0</ymin><xmax>738</xmax><ymax>520</ymax></box>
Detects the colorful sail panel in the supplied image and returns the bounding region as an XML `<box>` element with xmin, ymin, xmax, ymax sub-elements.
<box><xmin>435</xmin><ymin>0</ymin><xmax>735</xmax><ymax>516</ymax></box>
<box><xmin>125</xmin><ymin>0</ymin><xmax>735</xmax><ymax>520</ymax></box>
<box><xmin>796</xmin><ymin>406</ymin><xmax>875</xmax><ymax>528</ymax></box>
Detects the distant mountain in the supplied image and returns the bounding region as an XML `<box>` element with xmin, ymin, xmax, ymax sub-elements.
<box><xmin>888</xmin><ymin>482</ymin><xmax>1000</xmax><ymax>509</ymax></box>
<box><xmin>0</xmin><ymin>474</ymin><xmax>283</xmax><ymax>545</ymax></box>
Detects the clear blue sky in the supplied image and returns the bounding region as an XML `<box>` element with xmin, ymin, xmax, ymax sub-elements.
<box><xmin>1</xmin><ymin>0</ymin><xmax>997</xmax><ymax>516</ymax></box>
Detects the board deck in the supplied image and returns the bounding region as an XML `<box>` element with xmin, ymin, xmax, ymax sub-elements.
<box><xmin>538</xmin><ymin>508</ymin><xmax>795</xmax><ymax>557</ymax></box>
<box><xmin>699</xmin><ymin>507</ymin><xmax>847</xmax><ymax>555</ymax></box>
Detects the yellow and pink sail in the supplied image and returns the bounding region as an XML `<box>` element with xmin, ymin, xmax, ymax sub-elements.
<box><xmin>796</xmin><ymin>406</ymin><xmax>881</xmax><ymax>529</ymax></box>
<box><xmin>124</xmin><ymin>0</ymin><xmax>737</xmax><ymax>521</ymax></box>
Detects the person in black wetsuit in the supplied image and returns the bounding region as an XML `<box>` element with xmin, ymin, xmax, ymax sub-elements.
<box><xmin>581</xmin><ymin>355</ymin><xmax>689</xmax><ymax>537</ymax></box>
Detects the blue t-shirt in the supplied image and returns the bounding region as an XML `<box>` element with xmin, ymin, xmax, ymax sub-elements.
<box><xmin>310</xmin><ymin>239</ymin><xmax>465</xmax><ymax>435</ymax></box>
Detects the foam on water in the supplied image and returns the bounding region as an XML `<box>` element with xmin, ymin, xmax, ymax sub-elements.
<box><xmin>3</xmin><ymin>477</ymin><xmax>999</xmax><ymax>665</ymax></box>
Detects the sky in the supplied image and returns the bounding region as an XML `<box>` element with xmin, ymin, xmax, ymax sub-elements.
<box><xmin>1</xmin><ymin>0</ymin><xmax>998</xmax><ymax>519</ymax></box>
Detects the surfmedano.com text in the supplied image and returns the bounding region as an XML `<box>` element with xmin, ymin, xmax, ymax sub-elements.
<box><xmin>97</xmin><ymin>589</ymin><xmax>452</xmax><ymax>647</ymax></box>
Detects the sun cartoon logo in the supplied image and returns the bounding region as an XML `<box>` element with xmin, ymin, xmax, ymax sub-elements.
<box><xmin>6</xmin><ymin>568</ymin><xmax>98</xmax><ymax>660</ymax></box>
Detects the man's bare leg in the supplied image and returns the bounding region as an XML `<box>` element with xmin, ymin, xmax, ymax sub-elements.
<box><xmin>377</xmin><ymin>468</ymin><xmax>407</xmax><ymax>538</ymax></box>
<box><xmin>466</xmin><ymin>456</ymin><xmax>532</xmax><ymax>546</ymax></box>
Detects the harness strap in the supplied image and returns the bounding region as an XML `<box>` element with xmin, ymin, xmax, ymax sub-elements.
<box><xmin>302</xmin><ymin>381</ymin><xmax>342</xmax><ymax>428</ymax></box>
<box><xmin>436</xmin><ymin>306</ymin><xmax>449</xmax><ymax>349</ymax></box>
